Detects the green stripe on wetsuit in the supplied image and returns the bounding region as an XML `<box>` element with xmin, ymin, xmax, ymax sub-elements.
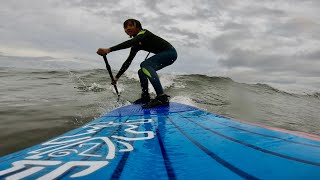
<box><xmin>142</xmin><ymin>67</ymin><xmax>152</xmax><ymax>78</ymax></box>
<box><xmin>137</xmin><ymin>30</ymin><xmax>146</xmax><ymax>35</ymax></box>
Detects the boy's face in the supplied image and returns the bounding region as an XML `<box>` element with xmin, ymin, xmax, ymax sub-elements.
<box><xmin>124</xmin><ymin>21</ymin><xmax>140</xmax><ymax>37</ymax></box>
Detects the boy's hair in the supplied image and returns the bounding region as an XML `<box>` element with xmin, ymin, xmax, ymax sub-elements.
<box><xmin>123</xmin><ymin>19</ymin><xmax>142</xmax><ymax>30</ymax></box>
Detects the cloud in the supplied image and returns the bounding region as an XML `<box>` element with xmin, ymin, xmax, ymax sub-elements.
<box><xmin>1</xmin><ymin>0</ymin><xmax>320</xmax><ymax>90</ymax></box>
<box><xmin>219</xmin><ymin>48</ymin><xmax>317</xmax><ymax>70</ymax></box>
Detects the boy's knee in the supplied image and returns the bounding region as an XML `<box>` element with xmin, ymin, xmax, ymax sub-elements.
<box><xmin>140</xmin><ymin>61</ymin><xmax>147</xmax><ymax>68</ymax></box>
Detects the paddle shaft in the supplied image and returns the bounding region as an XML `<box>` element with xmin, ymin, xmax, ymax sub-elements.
<box><xmin>102</xmin><ymin>55</ymin><xmax>120</xmax><ymax>99</ymax></box>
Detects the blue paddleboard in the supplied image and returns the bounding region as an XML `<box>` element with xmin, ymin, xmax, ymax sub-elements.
<box><xmin>0</xmin><ymin>102</ymin><xmax>320</xmax><ymax>179</ymax></box>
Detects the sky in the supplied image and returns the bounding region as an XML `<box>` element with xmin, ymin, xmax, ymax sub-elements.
<box><xmin>1</xmin><ymin>0</ymin><xmax>320</xmax><ymax>91</ymax></box>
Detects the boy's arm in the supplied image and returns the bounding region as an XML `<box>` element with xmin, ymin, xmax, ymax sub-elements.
<box><xmin>110</xmin><ymin>33</ymin><xmax>144</xmax><ymax>52</ymax></box>
<box><xmin>115</xmin><ymin>48</ymin><xmax>138</xmax><ymax>79</ymax></box>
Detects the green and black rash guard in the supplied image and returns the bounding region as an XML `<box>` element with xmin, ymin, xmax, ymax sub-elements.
<box><xmin>110</xmin><ymin>29</ymin><xmax>173</xmax><ymax>79</ymax></box>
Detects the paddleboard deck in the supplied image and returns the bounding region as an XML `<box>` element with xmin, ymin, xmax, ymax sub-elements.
<box><xmin>0</xmin><ymin>102</ymin><xmax>320</xmax><ymax>179</ymax></box>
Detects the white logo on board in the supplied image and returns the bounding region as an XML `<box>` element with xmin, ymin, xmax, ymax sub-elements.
<box><xmin>0</xmin><ymin>118</ymin><xmax>154</xmax><ymax>179</ymax></box>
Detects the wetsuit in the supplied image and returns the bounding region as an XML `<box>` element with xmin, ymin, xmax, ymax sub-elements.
<box><xmin>110</xmin><ymin>29</ymin><xmax>177</xmax><ymax>95</ymax></box>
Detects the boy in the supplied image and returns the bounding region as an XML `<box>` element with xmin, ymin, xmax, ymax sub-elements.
<box><xmin>97</xmin><ymin>19</ymin><xmax>177</xmax><ymax>108</ymax></box>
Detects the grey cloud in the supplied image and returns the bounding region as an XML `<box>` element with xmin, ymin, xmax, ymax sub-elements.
<box><xmin>59</xmin><ymin>0</ymin><xmax>210</xmax><ymax>48</ymax></box>
<box><xmin>267</xmin><ymin>18</ymin><xmax>320</xmax><ymax>38</ymax></box>
<box><xmin>237</xmin><ymin>6</ymin><xmax>287</xmax><ymax>18</ymax></box>
<box><xmin>142</xmin><ymin>0</ymin><xmax>160</xmax><ymax>12</ymax></box>
<box><xmin>303</xmin><ymin>50</ymin><xmax>320</xmax><ymax>61</ymax></box>
<box><xmin>210</xmin><ymin>30</ymin><xmax>252</xmax><ymax>53</ymax></box>
<box><xmin>63</xmin><ymin>0</ymin><xmax>118</xmax><ymax>9</ymax></box>
<box><xmin>221</xmin><ymin>22</ymin><xmax>248</xmax><ymax>31</ymax></box>
<box><xmin>218</xmin><ymin>48</ymin><xmax>320</xmax><ymax>77</ymax></box>
<box><xmin>218</xmin><ymin>48</ymin><xmax>279</xmax><ymax>69</ymax></box>
<box><xmin>163</xmin><ymin>27</ymin><xmax>199</xmax><ymax>40</ymax></box>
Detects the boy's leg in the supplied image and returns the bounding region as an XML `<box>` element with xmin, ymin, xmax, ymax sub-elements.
<box><xmin>133</xmin><ymin>69</ymin><xmax>151</xmax><ymax>104</ymax></box>
<box><xmin>140</xmin><ymin>48</ymin><xmax>177</xmax><ymax>96</ymax></box>
<box><xmin>138</xmin><ymin>69</ymin><xmax>149</xmax><ymax>95</ymax></box>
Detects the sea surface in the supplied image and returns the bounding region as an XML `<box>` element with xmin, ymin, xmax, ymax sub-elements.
<box><xmin>1</xmin><ymin>67</ymin><xmax>320</xmax><ymax>156</ymax></box>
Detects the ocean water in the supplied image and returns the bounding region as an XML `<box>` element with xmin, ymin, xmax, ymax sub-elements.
<box><xmin>0</xmin><ymin>67</ymin><xmax>320</xmax><ymax>156</ymax></box>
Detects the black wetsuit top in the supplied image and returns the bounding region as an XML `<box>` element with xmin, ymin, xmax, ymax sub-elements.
<box><xmin>110</xmin><ymin>29</ymin><xmax>173</xmax><ymax>78</ymax></box>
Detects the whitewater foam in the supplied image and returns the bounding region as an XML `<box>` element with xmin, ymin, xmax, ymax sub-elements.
<box><xmin>88</xmin><ymin>83</ymin><xmax>104</xmax><ymax>92</ymax></box>
<box><xmin>171</xmin><ymin>96</ymin><xmax>199</xmax><ymax>108</ymax></box>
<box><xmin>108</xmin><ymin>83</ymin><xmax>125</xmax><ymax>94</ymax></box>
<box><xmin>159</xmin><ymin>74</ymin><xmax>178</xmax><ymax>89</ymax></box>
<box><xmin>124</xmin><ymin>71</ymin><xmax>140</xmax><ymax>81</ymax></box>
<box><xmin>123</xmin><ymin>71</ymin><xmax>180</xmax><ymax>94</ymax></box>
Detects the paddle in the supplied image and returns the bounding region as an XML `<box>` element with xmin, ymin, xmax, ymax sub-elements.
<box><xmin>102</xmin><ymin>55</ymin><xmax>120</xmax><ymax>101</ymax></box>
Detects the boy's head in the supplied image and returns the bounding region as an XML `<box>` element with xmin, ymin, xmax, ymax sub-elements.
<box><xmin>123</xmin><ymin>19</ymin><xmax>142</xmax><ymax>30</ymax></box>
<box><xmin>123</xmin><ymin>19</ymin><xmax>142</xmax><ymax>37</ymax></box>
